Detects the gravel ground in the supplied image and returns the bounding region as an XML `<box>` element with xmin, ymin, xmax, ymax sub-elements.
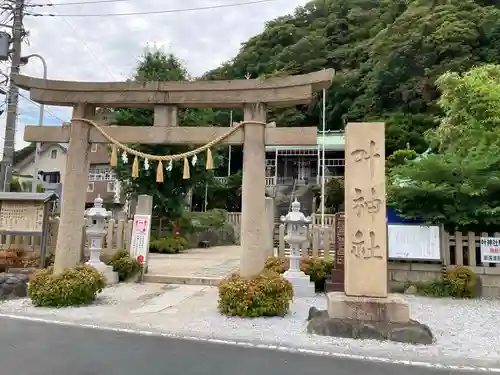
<box><xmin>1</xmin><ymin>284</ymin><xmax>500</xmax><ymax>369</ymax></box>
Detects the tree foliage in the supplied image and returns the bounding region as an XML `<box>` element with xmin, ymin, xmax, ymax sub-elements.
<box><xmin>312</xmin><ymin>178</ymin><xmax>345</xmax><ymax>213</ymax></box>
<box><xmin>112</xmin><ymin>49</ymin><xmax>221</xmax><ymax>217</ymax></box>
<box><xmin>386</xmin><ymin>149</ymin><xmax>418</xmax><ymax>171</ymax></box>
<box><xmin>192</xmin><ymin>171</ymin><xmax>243</xmax><ymax>212</ymax></box>
<box><xmin>204</xmin><ymin>0</ymin><xmax>500</xmax><ymax>155</ymax></box>
<box><xmin>388</xmin><ymin>65</ymin><xmax>500</xmax><ymax>229</ymax></box>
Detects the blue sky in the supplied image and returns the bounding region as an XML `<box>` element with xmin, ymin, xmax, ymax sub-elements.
<box><xmin>0</xmin><ymin>0</ymin><xmax>310</xmax><ymax>154</ymax></box>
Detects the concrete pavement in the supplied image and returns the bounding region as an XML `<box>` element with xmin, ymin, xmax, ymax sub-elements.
<box><xmin>0</xmin><ymin>317</ymin><xmax>486</xmax><ymax>375</ymax></box>
<box><xmin>144</xmin><ymin>246</ymin><xmax>240</xmax><ymax>285</ymax></box>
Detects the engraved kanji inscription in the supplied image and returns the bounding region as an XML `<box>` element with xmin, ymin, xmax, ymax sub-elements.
<box><xmin>366</xmin><ymin>187</ymin><xmax>382</xmax><ymax>215</ymax></box>
<box><xmin>366</xmin><ymin>230</ymin><xmax>383</xmax><ymax>259</ymax></box>
<box><xmin>350</xmin><ymin>229</ymin><xmax>383</xmax><ymax>259</ymax></box>
<box><xmin>352</xmin><ymin>189</ymin><xmax>365</xmax><ymax>218</ymax></box>
<box><xmin>351</xmin><ymin>187</ymin><xmax>382</xmax><ymax>218</ymax></box>
<box><xmin>351</xmin><ymin>230</ymin><xmax>365</xmax><ymax>258</ymax></box>
<box><xmin>351</xmin><ymin>140</ymin><xmax>381</xmax><ymax>178</ymax></box>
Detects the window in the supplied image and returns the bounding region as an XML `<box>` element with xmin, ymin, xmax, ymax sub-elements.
<box><xmin>107</xmin><ymin>181</ymin><xmax>116</xmax><ymax>193</ymax></box>
<box><xmin>88</xmin><ymin>166</ymin><xmax>115</xmax><ymax>181</ymax></box>
<box><xmin>43</xmin><ymin>172</ymin><xmax>60</xmax><ymax>183</ymax></box>
<box><xmin>87</xmin><ymin>182</ymin><xmax>94</xmax><ymax>192</ymax></box>
<box><xmin>90</xmin><ymin>144</ymin><xmax>98</xmax><ymax>152</ymax></box>
<box><xmin>50</xmin><ymin>149</ymin><xmax>57</xmax><ymax>159</ymax></box>
<box><xmin>265</xmin><ymin>159</ymin><xmax>276</xmax><ymax>167</ymax></box>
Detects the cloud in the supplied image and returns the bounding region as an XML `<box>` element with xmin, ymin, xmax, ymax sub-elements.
<box><xmin>1</xmin><ymin>0</ymin><xmax>309</xmax><ymax>154</ymax></box>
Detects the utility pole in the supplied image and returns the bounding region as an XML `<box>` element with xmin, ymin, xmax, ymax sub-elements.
<box><xmin>227</xmin><ymin>110</ymin><xmax>232</xmax><ymax>177</ymax></box>
<box><xmin>0</xmin><ymin>0</ymin><xmax>24</xmax><ymax>191</ymax></box>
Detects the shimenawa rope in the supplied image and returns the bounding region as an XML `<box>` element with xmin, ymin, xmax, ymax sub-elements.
<box><xmin>70</xmin><ymin>117</ymin><xmax>266</xmax><ymax>182</ymax></box>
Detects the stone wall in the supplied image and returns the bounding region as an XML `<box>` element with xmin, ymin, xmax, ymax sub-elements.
<box><xmin>388</xmin><ymin>263</ymin><xmax>500</xmax><ymax>297</ymax></box>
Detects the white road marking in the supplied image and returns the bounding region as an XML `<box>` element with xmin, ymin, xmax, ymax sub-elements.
<box><xmin>0</xmin><ymin>312</ymin><xmax>498</xmax><ymax>373</ymax></box>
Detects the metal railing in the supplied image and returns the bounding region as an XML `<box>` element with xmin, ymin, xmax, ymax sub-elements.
<box><xmin>288</xmin><ymin>178</ymin><xmax>297</xmax><ymax>212</ymax></box>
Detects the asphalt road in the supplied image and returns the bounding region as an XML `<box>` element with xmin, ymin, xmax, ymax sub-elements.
<box><xmin>0</xmin><ymin>317</ymin><xmax>484</xmax><ymax>375</ymax></box>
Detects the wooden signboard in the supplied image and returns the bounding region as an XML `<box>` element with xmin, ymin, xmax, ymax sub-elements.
<box><xmin>0</xmin><ymin>201</ymin><xmax>45</xmax><ymax>234</ymax></box>
<box><xmin>326</xmin><ymin>212</ymin><xmax>345</xmax><ymax>292</ymax></box>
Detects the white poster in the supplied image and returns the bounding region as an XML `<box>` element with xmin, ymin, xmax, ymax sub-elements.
<box><xmin>388</xmin><ymin>224</ymin><xmax>441</xmax><ymax>260</ymax></box>
<box><xmin>480</xmin><ymin>237</ymin><xmax>500</xmax><ymax>263</ymax></box>
<box><xmin>130</xmin><ymin>214</ymin><xmax>152</xmax><ymax>265</ymax></box>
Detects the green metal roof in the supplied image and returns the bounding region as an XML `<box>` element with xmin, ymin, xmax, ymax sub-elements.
<box><xmin>265</xmin><ymin>131</ymin><xmax>345</xmax><ymax>152</ymax></box>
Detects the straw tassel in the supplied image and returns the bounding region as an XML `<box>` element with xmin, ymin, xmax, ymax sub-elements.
<box><xmin>183</xmin><ymin>157</ymin><xmax>190</xmax><ymax>179</ymax></box>
<box><xmin>156</xmin><ymin>161</ymin><xmax>164</xmax><ymax>183</ymax></box>
<box><xmin>206</xmin><ymin>148</ymin><xmax>214</xmax><ymax>170</ymax></box>
<box><xmin>132</xmin><ymin>156</ymin><xmax>139</xmax><ymax>179</ymax></box>
<box><xmin>110</xmin><ymin>144</ymin><xmax>118</xmax><ymax>167</ymax></box>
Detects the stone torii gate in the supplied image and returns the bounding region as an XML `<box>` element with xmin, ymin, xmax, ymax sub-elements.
<box><xmin>15</xmin><ymin>69</ymin><xmax>334</xmax><ymax>276</ymax></box>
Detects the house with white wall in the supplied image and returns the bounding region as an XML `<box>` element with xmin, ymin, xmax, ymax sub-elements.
<box><xmin>12</xmin><ymin>142</ymin><xmax>125</xmax><ymax>217</ymax></box>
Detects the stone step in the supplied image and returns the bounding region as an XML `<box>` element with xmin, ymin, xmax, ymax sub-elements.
<box><xmin>143</xmin><ymin>274</ymin><xmax>222</xmax><ymax>286</ymax></box>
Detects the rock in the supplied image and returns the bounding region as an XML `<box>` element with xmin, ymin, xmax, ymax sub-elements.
<box><xmin>404</xmin><ymin>285</ymin><xmax>418</xmax><ymax>295</ymax></box>
<box><xmin>13</xmin><ymin>283</ymin><xmax>27</xmax><ymax>298</ymax></box>
<box><xmin>5</xmin><ymin>277</ymin><xmax>19</xmax><ymax>284</ymax></box>
<box><xmin>307</xmin><ymin>306</ymin><xmax>322</xmax><ymax>321</ymax></box>
<box><xmin>1</xmin><ymin>283</ymin><xmax>13</xmax><ymax>295</ymax></box>
<box><xmin>0</xmin><ymin>272</ymin><xmax>29</xmax><ymax>300</ymax></box>
<box><xmin>307</xmin><ymin>308</ymin><xmax>433</xmax><ymax>345</ymax></box>
<box><xmin>15</xmin><ymin>273</ymin><xmax>29</xmax><ymax>282</ymax></box>
<box><xmin>389</xmin><ymin>324</ymin><xmax>434</xmax><ymax>344</ymax></box>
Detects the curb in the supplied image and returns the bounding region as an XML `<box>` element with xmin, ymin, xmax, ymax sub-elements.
<box><xmin>143</xmin><ymin>274</ymin><xmax>221</xmax><ymax>286</ymax></box>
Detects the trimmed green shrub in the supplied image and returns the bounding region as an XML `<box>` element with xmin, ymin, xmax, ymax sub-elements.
<box><xmin>109</xmin><ymin>249</ymin><xmax>129</xmax><ymax>263</ymax></box>
<box><xmin>413</xmin><ymin>280</ymin><xmax>451</xmax><ymax>297</ymax></box>
<box><xmin>411</xmin><ymin>266</ymin><xmax>479</xmax><ymax>298</ymax></box>
<box><xmin>218</xmin><ymin>271</ymin><xmax>293</xmax><ymax>317</ymax></box>
<box><xmin>444</xmin><ymin>266</ymin><xmax>478</xmax><ymax>298</ymax></box>
<box><xmin>106</xmin><ymin>249</ymin><xmax>141</xmax><ymax>281</ymax></box>
<box><xmin>149</xmin><ymin>236</ymin><xmax>189</xmax><ymax>254</ymax></box>
<box><xmin>300</xmin><ymin>258</ymin><xmax>334</xmax><ymax>282</ymax></box>
<box><xmin>29</xmin><ymin>265</ymin><xmax>105</xmax><ymax>307</ymax></box>
<box><xmin>264</xmin><ymin>256</ymin><xmax>289</xmax><ymax>274</ymax></box>
<box><xmin>264</xmin><ymin>256</ymin><xmax>334</xmax><ymax>281</ymax></box>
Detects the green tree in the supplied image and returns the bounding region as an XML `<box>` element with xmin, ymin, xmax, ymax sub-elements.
<box><xmin>204</xmin><ymin>0</ymin><xmax>500</xmax><ymax>154</ymax></box>
<box><xmin>312</xmin><ymin>178</ymin><xmax>345</xmax><ymax>213</ymax></box>
<box><xmin>112</xmin><ymin>48</ymin><xmax>220</xmax><ymax>218</ymax></box>
<box><xmin>386</xmin><ymin>149</ymin><xmax>418</xmax><ymax>171</ymax></box>
<box><xmin>193</xmin><ymin>171</ymin><xmax>243</xmax><ymax>212</ymax></box>
<box><xmin>388</xmin><ymin>64</ymin><xmax>500</xmax><ymax>229</ymax></box>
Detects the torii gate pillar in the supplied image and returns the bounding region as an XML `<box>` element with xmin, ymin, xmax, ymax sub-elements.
<box><xmin>240</xmin><ymin>103</ymin><xmax>267</xmax><ymax>278</ymax></box>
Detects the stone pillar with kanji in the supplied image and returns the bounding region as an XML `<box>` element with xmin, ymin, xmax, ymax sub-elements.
<box><xmin>326</xmin><ymin>122</ymin><xmax>411</xmax><ymax>323</ymax></box>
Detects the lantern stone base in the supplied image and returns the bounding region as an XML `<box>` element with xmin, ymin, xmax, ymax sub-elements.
<box><xmin>86</xmin><ymin>261</ymin><xmax>118</xmax><ymax>285</ymax></box>
<box><xmin>283</xmin><ymin>269</ymin><xmax>315</xmax><ymax>297</ymax></box>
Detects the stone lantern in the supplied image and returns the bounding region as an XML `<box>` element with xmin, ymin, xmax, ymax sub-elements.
<box><xmin>280</xmin><ymin>199</ymin><xmax>315</xmax><ymax>297</ymax></box>
<box><xmin>85</xmin><ymin>195</ymin><xmax>118</xmax><ymax>284</ymax></box>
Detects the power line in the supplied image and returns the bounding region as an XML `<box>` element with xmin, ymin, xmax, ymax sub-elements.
<box><xmin>31</xmin><ymin>0</ymin><xmax>131</xmax><ymax>6</ymax></box>
<box><xmin>39</xmin><ymin>0</ymin><xmax>117</xmax><ymax>79</ymax></box>
<box><xmin>28</xmin><ymin>0</ymin><xmax>278</xmax><ymax>17</ymax></box>
<box><xmin>12</xmin><ymin>87</ymin><xmax>66</xmax><ymax>121</ymax></box>
<box><xmin>0</xmin><ymin>82</ymin><xmax>66</xmax><ymax>122</ymax></box>
<box><xmin>17</xmin><ymin>91</ymin><xmax>65</xmax><ymax>121</ymax></box>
